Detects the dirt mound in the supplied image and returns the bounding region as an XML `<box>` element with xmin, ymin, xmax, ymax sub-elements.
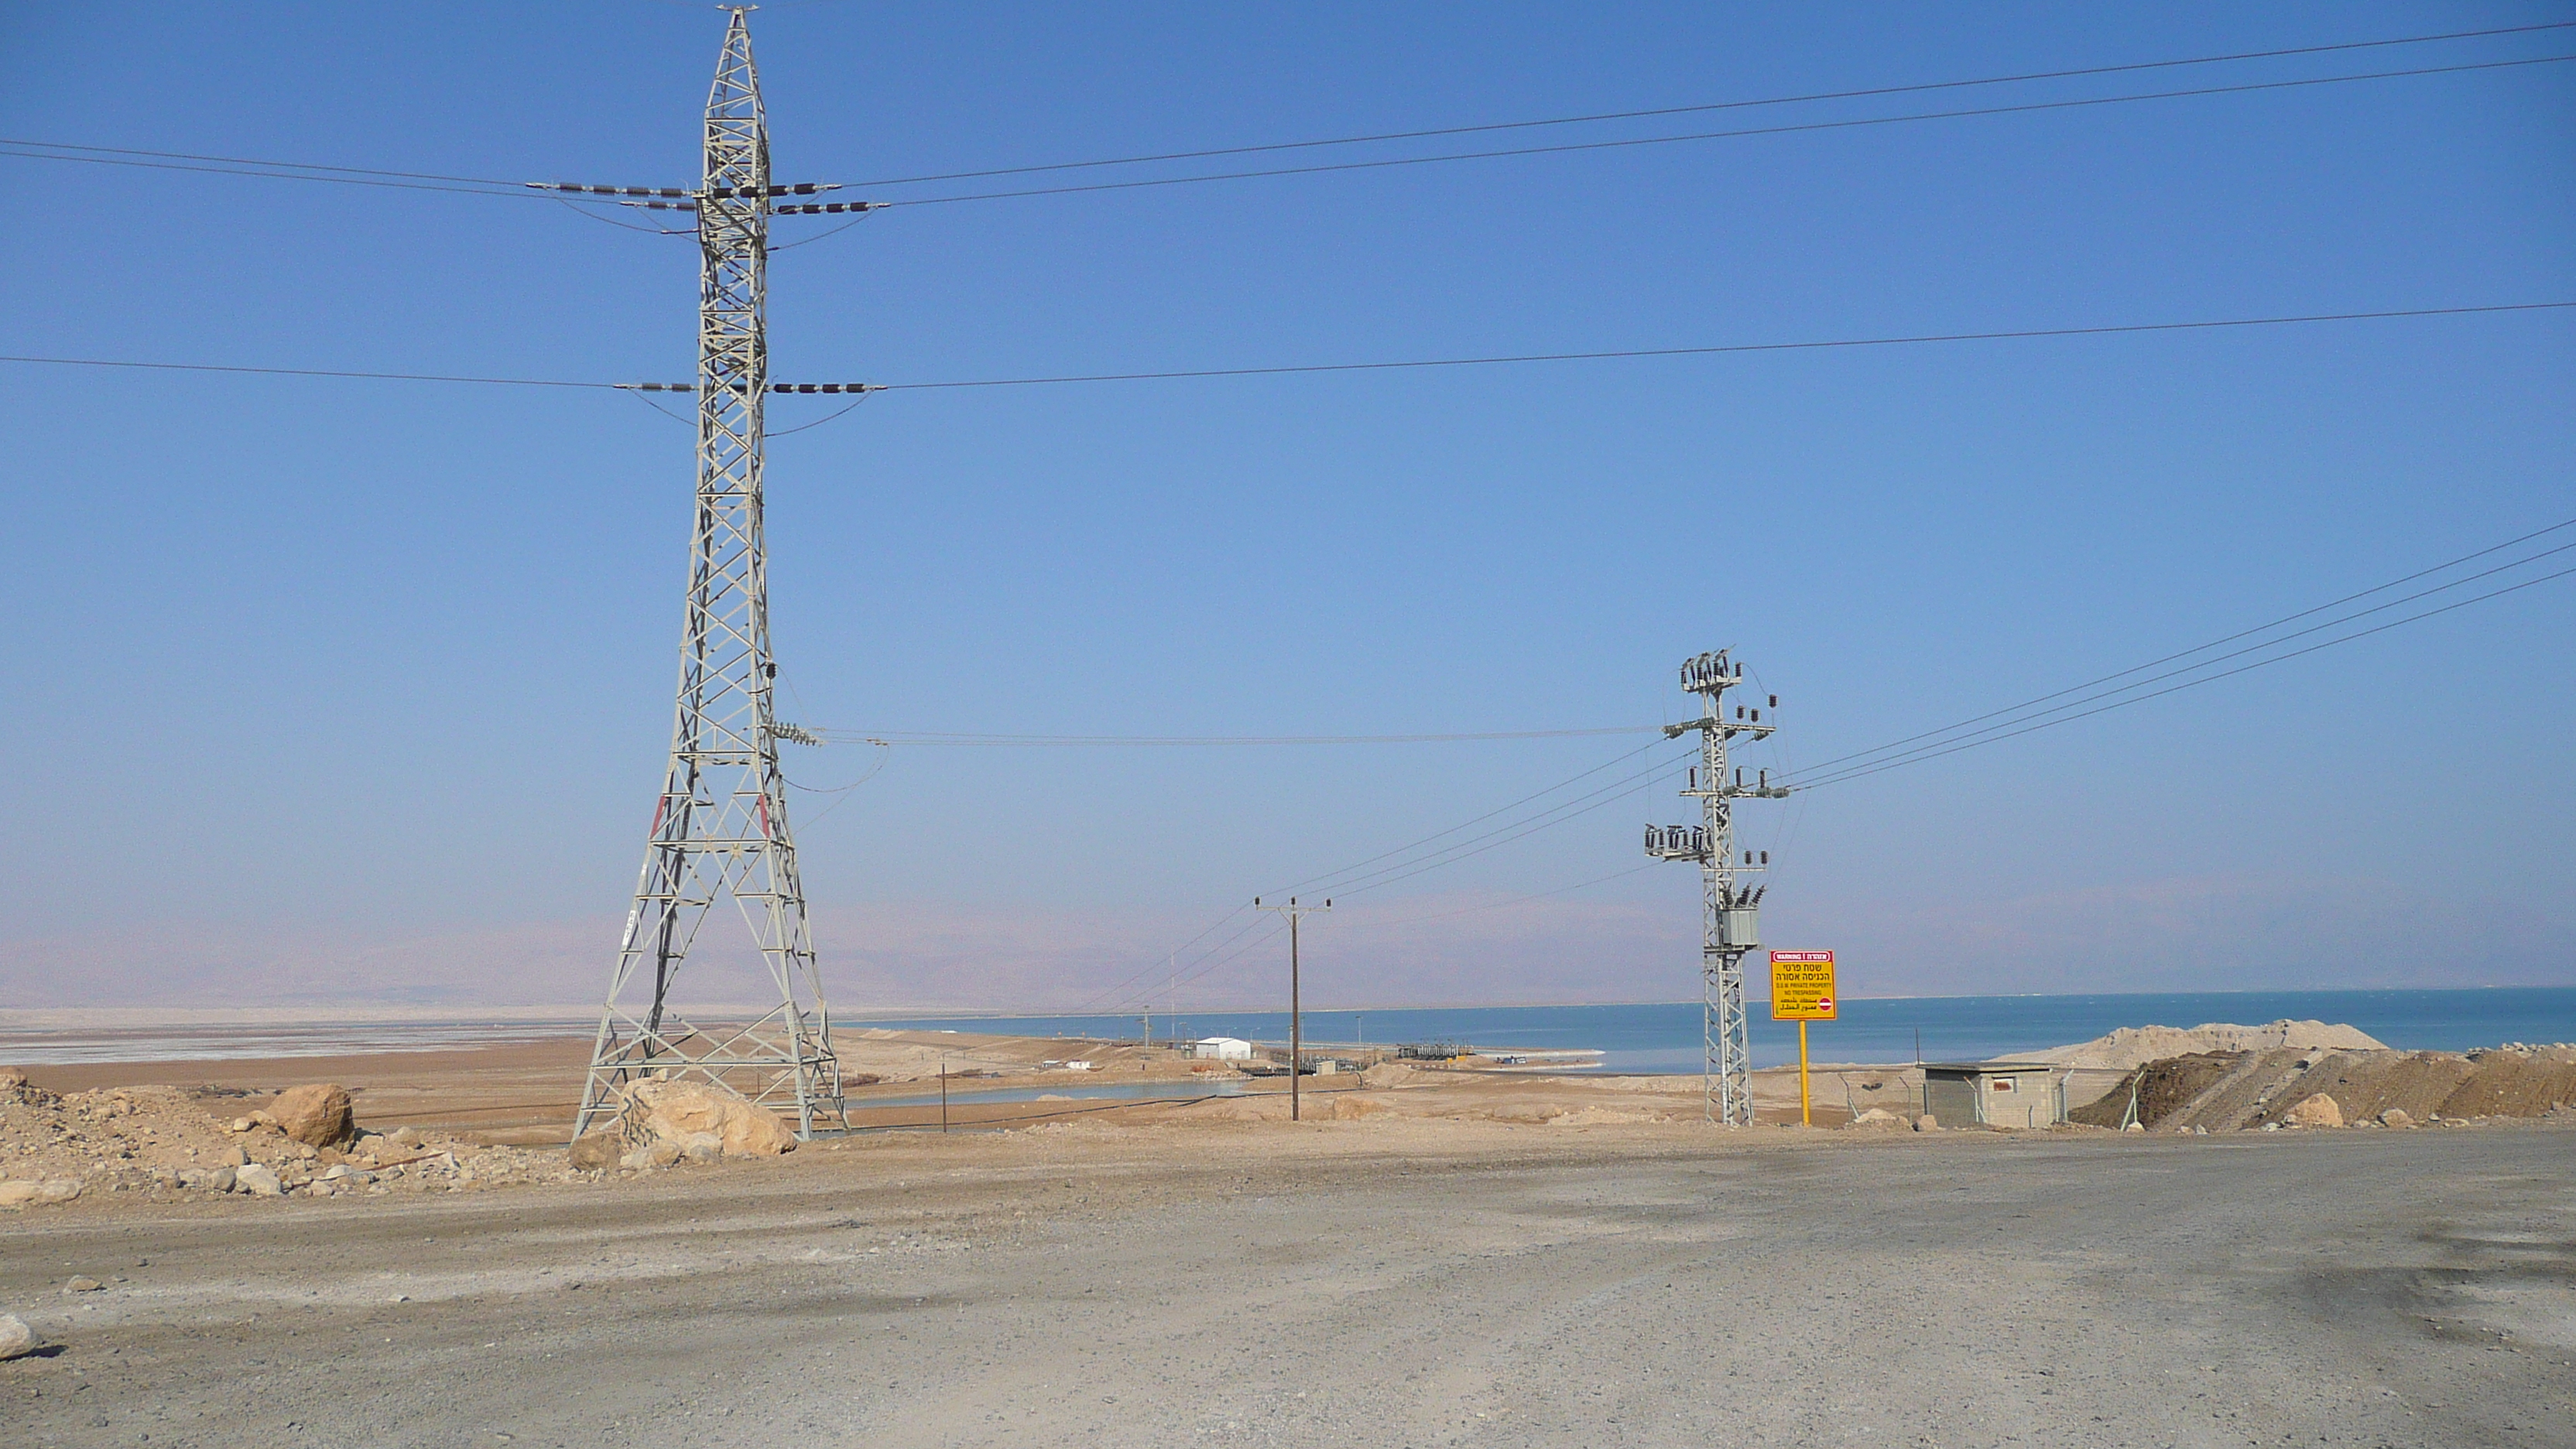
<box><xmin>2071</xmin><ymin>1052</ymin><xmax>2245</xmax><ymax>1129</ymax></box>
<box><xmin>2035</xmin><ymin>1020</ymin><xmax>2386</xmax><ymax>1072</ymax></box>
<box><xmin>2071</xmin><ymin>1045</ymin><xmax>2576</xmax><ymax>1132</ymax></box>
<box><xmin>2269</xmin><ymin>1046</ymin><xmax>2576</xmax><ymax>1126</ymax></box>
<box><xmin>1358</xmin><ymin>1062</ymin><xmax>1435</xmax><ymax>1088</ymax></box>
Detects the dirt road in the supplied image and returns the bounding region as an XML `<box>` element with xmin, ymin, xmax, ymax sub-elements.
<box><xmin>6</xmin><ymin>1121</ymin><xmax>2571</xmax><ymax>1447</ymax></box>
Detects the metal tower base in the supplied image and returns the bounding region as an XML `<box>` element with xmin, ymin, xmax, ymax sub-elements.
<box><xmin>1704</xmin><ymin>950</ymin><xmax>1752</xmax><ymax>1126</ymax></box>
<box><xmin>578</xmin><ymin>1002</ymin><xmax>846</xmax><ymax>1140</ymax></box>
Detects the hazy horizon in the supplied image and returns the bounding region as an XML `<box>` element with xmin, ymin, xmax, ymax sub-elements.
<box><xmin>4</xmin><ymin>4</ymin><xmax>2570</xmax><ymax>1016</ymax></box>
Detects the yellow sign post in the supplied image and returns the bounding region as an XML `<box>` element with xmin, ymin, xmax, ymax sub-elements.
<box><xmin>1769</xmin><ymin>951</ymin><xmax>1837</xmax><ymax>1126</ymax></box>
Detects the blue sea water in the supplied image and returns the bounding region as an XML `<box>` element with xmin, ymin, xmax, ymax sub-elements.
<box><xmin>850</xmin><ymin>987</ymin><xmax>2576</xmax><ymax>1074</ymax></box>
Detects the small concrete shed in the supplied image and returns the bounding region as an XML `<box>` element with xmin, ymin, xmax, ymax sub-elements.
<box><xmin>1193</xmin><ymin>1036</ymin><xmax>1254</xmax><ymax>1061</ymax></box>
<box><xmin>1923</xmin><ymin>1061</ymin><xmax>2066</xmax><ymax>1129</ymax></box>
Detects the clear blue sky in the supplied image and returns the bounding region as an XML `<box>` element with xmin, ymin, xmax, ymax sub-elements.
<box><xmin>2</xmin><ymin>3</ymin><xmax>2570</xmax><ymax>1013</ymax></box>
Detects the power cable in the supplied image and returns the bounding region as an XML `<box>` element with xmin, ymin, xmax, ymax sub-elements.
<box><xmin>1121</xmin><ymin>756</ymin><xmax>1678</xmax><ymax>1007</ymax></box>
<box><xmin>869</xmin><ymin>303</ymin><xmax>2576</xmax><ymax>391</ymax></box>
<box><xmin>1336</xmin><ymin>862</ymin><xmax>1663</xmax><ymax>933</ymax></box>
<box><xmin>0</xmin><ymin>146</ymin><xmax>569</xmax><ymax>201</ymax></box>
<box><xmin>0</xmin><ymin>355</ymin><xmax>627</xmax><ymax>389</ymax></box>
<box><xmin>8</xmin><ymin>25</ymin><xmax>2565</xmax><ymax>210</ymax></box>
<box><xmin>806</xmin><ymin>725</ymin><xmax>1657</xmax><ymax>745</ymax></box>
<box><xmin>1065</xmin><ymin>735</ymin><xmax>1672</xmax><ymax>1015</ymax></box>
<box><xmin>1081</xmin><ymin>513</ymin><xmax>2576</xmax><ymax>1010</ymax></box>
<box><xmin>1785</xmin><ymin>514</ymin><xmax>2576</xmax><ymax>781</ymax></box>
<box><xmin>1079</xmin><ymin>745</ymin><xmax>1690</xmax><ymax>1016</ymax></box>
<box><xmin>8</xmin><ymin>300</ymin><xmax>2567</xmax><ymax>395</ymax></box>
<box><xmin>872</xmin><ymin>54</ymin><xmax>2576</xmax><ymax>208</ymax></box>
<box><xmin>769</xmin><ymin>396</ymin><xmax>874</xmax><ymax>437</ymax></box>
<box><xmin>0</xmin><ymin>138</ymin><xmax>557</xmax><ymax>189</ymax></box>
<box><xmin>1793</xmin><ymin>559</ymin><xmax>2576</xmax><ymax>792</ymax></box>
<box><xmin>1273</xmin><ymin>739</ymin><xmax>1669</xmax><ymax>898</ymax></box>
<box><xmin>846</xmin><ymin>21</ymin><xmax>2575</xmax><ymax>187</ymax></box>
<box><xmin>622</xmin><ymin>389</ymin><xmax>695</xmax><ymax>426</ymax></box>
<box><xmin>551</xmin><ymin>197</ymin><xmax>694</xmax><ymax>235</ymax></box>
<box><xmin>1303</xmin><ymin>749</ymin><xmax>1693</xmax><ymax>900</ymax></box>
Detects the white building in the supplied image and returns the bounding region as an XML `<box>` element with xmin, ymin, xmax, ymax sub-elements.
<box><xmin>1193</xmin><ymin>1036</ymin><xmax>1254</xmax><ymax>1061</ymax></box>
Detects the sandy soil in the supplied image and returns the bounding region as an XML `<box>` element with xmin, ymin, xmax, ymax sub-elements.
<box><xmin>5</xmin><ymin>1114</ymin><xmax>2571</xmax><ymax>1448</ymax></box>
<box><xmin>9</xmin><ymin>1035</ymin><xmax>1931</xmax><ymax>1146</ymax></box>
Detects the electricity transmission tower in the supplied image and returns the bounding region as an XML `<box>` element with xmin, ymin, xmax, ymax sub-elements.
<box><xmin>575</xmin><ymin>10</ymin><xmax>870</xmax><ymax>1141</ymax></box>
<box><xmin>1644</xmin><ymin>650</ymin><xmax>1788</xmax><ymax>1125</ymax></box>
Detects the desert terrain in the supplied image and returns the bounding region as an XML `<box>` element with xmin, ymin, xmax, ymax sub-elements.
<box><xmin>3</xmin><ymin>1026</ymin><xmax>2574</xmax><ymax>1447</ymax></box>
<box><xmin>2</xmin><ymin>1112</ymin><xmax>2572</xmax><ymax>1448</ymax></box>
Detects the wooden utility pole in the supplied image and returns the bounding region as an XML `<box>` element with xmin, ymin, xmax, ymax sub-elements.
<box><xmin>1253</xmin><ymin>896</ymin><xmax>1331</xmax><ymax>1122</ymax></box>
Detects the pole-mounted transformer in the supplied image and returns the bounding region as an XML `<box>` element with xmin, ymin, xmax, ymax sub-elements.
<box><xmin>1645</xmin><ymin>649</ymin><xmax>1790</xmax><ymax>1125</ymax></box>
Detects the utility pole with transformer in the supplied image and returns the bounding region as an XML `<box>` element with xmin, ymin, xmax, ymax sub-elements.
<box><xmin>1645</xmin><ymin>649</ymin><xmax>1790</xmax><ymax>1125</ymax></box>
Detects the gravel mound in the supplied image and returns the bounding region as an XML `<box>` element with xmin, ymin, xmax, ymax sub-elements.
<box><xmin>2071</xmin><ymin>1044</ymin><xmax>2576</xmax><ymax>1132</ymax></box>
<box><xmin>2031</xmin><ymin>1019</ymin><xmax>2386</xmax><ymax>1071</ymax></box>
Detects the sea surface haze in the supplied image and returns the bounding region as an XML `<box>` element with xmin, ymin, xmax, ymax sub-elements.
<box><xmin>4</xmin><ymin>988</ymin><xmax>2567</xmax><ymax>1069</ymax></box>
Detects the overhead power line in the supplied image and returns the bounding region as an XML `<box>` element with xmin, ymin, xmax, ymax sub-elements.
<box><xmin>847</xmin><ymin>20</ymin><xmax>2576</xmax><ymax>188</ymax></box>
<box><xmin>12</xmin><ymin>22</ymin><xmax>2562</xmax><ymax>209</ymax></box>
<box><xmin>1795</xmin><ymin>562</ymin><xmax>2576</xmax><ymax>793</ymax></box>
<box><xmin>1786</xmin><ymin>515</ymin><xmax>2576</xmax><ymax>783</ymax></box>
<box><xmin>1084</xmin><ymin>510</ymin><xmax>2576</xmax><ymax>1014</ymax></box>
<box><xmin>8</xmin><ymin>300</ymin><xmax>2567</xmax><ymax>396</ymax></box>
<box><xmin>1065</xmin><ymin>738</ymin><xmax>1680</xmax><ymax>1016</ymax></box>
<box><xmin>875</xmin><ymin>53</ymin><xmax>2576</xmax><ymax>207</ymax></box>
<box><xmin>0</xmin><ymin>356</ymin><xmax>627</xmax><ymax>389</ymax></box>
<box><xmin>0</xmin><ymin>143</ymin><xmax>572</xmax><ymax>201</ymax></box>
<box><xmin>875</xmin><ymin>303</ymin><xmax>2576</xmax><ymax>391</ymax></box>
<box><xmin>1108</xmin><ymin>742</ymin><xmax>1683</xmax><ymax>1012</ymax></box>
<box><xmin>1783</xmin><ymin>521</ymin><xmax>2576</xmax><ymax>792</ymax></box>
<box><xmin>806</xmin><ymin>725</ymin><xmax>1658</xmax><ymax>745</ymax></box>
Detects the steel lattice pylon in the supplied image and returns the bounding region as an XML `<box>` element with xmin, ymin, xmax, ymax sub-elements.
<box><xmin>576</xmin><ymin>9</ymin><xmax>844</xmax><ymax>1141</ymax></box>
<box><xmin>1645</xmin><ymin>650</ymin><xmax>1787</xmax><ymax>1125</ymax></box>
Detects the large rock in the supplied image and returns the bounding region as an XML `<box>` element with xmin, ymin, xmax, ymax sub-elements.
<box><xmin>2379</xmin><ymin>1108</ymin><xmax>2414</xmax><ymax>1129</ymax></box>
<box><xmin>0</xmin><ymin>1314</ymin><xmax>39</xmax><ymax>1362</ymax></box>
<box><xmin>613</xmin><ymin>1077</ymin><xmax>797</xmax><ymax>1159</ymax></box>
<box><xmin>567</xmin><ymin>1131</ymin><xmax>623</xmax><ymax>1171</ymax></box>
<box><xmin>0</xmin><ymin>1182</ymin><xmax>37</xmax><ymax>1208</ymax></box>
<box><xmin>266</xmin><ymin>1084</ymin><xmax>356</xmax><ymax>1147</ymax></box>
<box><xmin>2284</xmin><ymin>1094</ymin><xmax>2345</xmax><ymax>1129</ymax></box>
<box><xmin>0</xmin><ymin>1067</ymin><xmax>51</xmax><ymax>1106</ymax></box>
<box><xmin>1848</xmin><ymin>1108</ymin><xmax>1906</xmax><ymax>1129</ymax></box>
<box><xmin>233</xmin><ymin>1163</ymin><xmax>284</xmax><ymax>1197</ymax></box>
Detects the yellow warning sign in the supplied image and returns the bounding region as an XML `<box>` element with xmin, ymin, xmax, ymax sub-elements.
<box><xmin>1769</xmin><ymin>951</ymin><xmax>1837</xmax><ymax>1021</ymax></box>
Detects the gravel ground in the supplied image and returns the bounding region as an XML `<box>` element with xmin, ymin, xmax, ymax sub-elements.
<box><xmin>5</xmin><ymin>1119</ymin><xmax>2571</xmax><ymax>1448</ymax></box>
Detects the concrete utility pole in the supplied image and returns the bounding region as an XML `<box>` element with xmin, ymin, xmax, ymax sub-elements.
<box><xmin>1254</xmin><ymin>896</ymin><xmax>1331</xmax><ymax>1121</ymax></box>
<box><xmin>574</xmin><ymin>10</ymin><xmax>874</xmax><ymax>1143</ymax></box>
<box><xmin>1645</xmin><ymin>650</ymin><xmax>1789</xmax><ymax>1126</ymax></box>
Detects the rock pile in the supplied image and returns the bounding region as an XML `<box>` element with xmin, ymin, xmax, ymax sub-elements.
<box><xmin>567</xmin><ymin>1074</ymin><xmax>800</xmax><ymax>1172</ymax></box>
<box><xmin>0</xmin><ymin>1067</ymin><xmax>580</xmax><ymax>1208</ymax></box>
